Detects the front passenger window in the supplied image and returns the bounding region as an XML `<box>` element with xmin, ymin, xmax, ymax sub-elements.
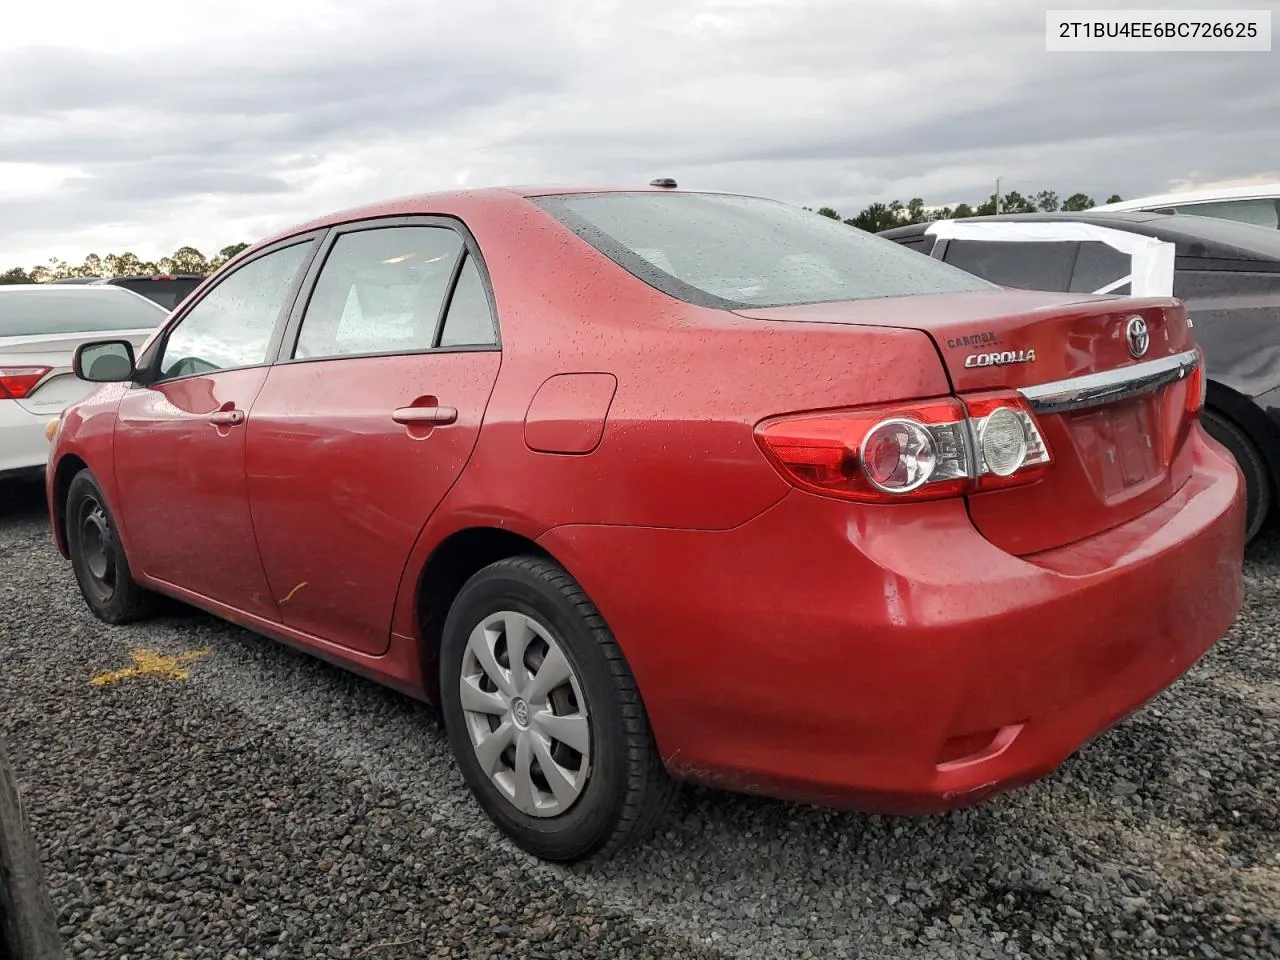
<box><xmin>159</xmin><ymin>242</ymin><xmax>311</xmax><ymax>379</ymax></box>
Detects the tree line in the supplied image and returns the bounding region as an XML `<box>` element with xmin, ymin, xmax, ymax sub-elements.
<box><xmin>0</xmin><ymin>186</ymin><xmax>1123</xmax><ymax>284</ymax></box>
<box><xmin>0</xmin><ymin>243</ymin><xmax>251</xmax><ymax>285</ymax></box>
<box><xmin>808</xmin><ymin>188</ymin><xmax>1123</xmax><ymax>232</ymax></box>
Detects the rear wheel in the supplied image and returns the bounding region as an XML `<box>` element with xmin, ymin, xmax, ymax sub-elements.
<box><xmin>1200</xmin><ymin>408</ymin><xmax>1271</xmax><ymax>543</ymax></box>
<box><xmin>65</xmin><ymin>469</ymin><xmax>160</xmax><ymax>624</ymax></box>
<box><xmin>439</xmin><ymin>556</ymin><xmax>675</xmax><ymax>862</ymax></box>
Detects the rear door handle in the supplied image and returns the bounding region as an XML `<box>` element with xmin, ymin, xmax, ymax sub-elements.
<box><xmin>392</xmin><ymin>405</ymin><xmax>457</xmax><ymax>426</ymax></box>
<box><xmin>209</xmin><ymin>410</ymin><xmax>245</xmax><ymax>426</ymax></box>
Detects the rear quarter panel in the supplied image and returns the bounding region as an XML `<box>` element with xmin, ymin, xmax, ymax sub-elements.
<box><xmin>425</xmin><ymin>197</ymin><xmax>956</xmax><ymax>533</ymax></box>
<box><xmin>387</xmin><ymin>194</ymin><xmax>955</xmax><ymax>639</ymax></box>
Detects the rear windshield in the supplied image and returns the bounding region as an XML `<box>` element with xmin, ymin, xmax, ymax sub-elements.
<box><xmin>533</xmin><ymin>192</ymin><xmax>997</xmax><ymax>308</ymax></box>
<box><xmin>0</xmin><ymin>287</ymin><xmax>167</xmax><ymax>337</ymax></box>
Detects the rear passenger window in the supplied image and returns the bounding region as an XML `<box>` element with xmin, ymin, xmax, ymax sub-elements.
<box><xmin>943</xmin><ymin>240</ymin><xmax>1074</xmax><ymax>292</ymax></box>
<box><xmin>439</xmin><ymin>255</ymin><xmax>496</xmax><ymax>347</ymax></box>
<box><xmin>1069</xmin><ymin>241</ymin><xmax>1131</xmax><ymax>293</ymax></box>
<box><xmin>293</xmin><ymin>226</ymin><xmax>463</xmax><ymax>359</ymax></box>
<box><xmin>896</xmin><ymin>236</ymin><xmax>936</xmax><ymax>254</ymax></box>
<box><xmin>1173</xmin><ymin>198</ymin><xmax>1279</xmax><ymax>230</ymax></box>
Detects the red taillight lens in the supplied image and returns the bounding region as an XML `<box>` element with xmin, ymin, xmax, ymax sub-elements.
<box><xmin>0</xmin><ymin>366</ymin><xmax>52</xmax><ymax>400</ymax></box>
<box><xmin>756</xmin><ymin>393</ymin><xmax>1051</xmax><ymax>504</ymax></box>
<box><xmin>1186</xmin><ymin>347</ymin><xmax>1206</xmax><ymax>416</ymax></box>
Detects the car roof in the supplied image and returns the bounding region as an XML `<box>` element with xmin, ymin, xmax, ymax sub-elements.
<box><xmin>108</xmin><ymin>274</ymin><xmax>206</xmax><ymax>281</ymax></box>
<box><xmin>0</xmin><ymin>282</ymin><xmax>152</xmax><ymax>295</ymax></box>
<box><xmin>880</xmin><ymin>211</ymin><xmax>1280</xmax><ymax>262</ymax></box>
<box><xmin>245</xmin><ymin>184</ymin><xmax>743</xmax><ymax>256</ymax></box>
<box><xmin>1095</xmin><ymin>182</ymin><xmax>1280</xmax><ymax>210</ymax></box>
<box><xmin>0</xmin><ymin>283</ymin><xmax>169</xmax><ymax>308</ymax></box>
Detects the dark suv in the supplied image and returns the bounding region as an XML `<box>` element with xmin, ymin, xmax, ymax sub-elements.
<box><xmin>49</xmin><ymin>274</ymin><xmax>204</xmax><ymax>312</ymax></box>
<box><xmin>881</xmin><ymin>211</ymin><xmax>1280</xmax><ymax>541</ymax></box>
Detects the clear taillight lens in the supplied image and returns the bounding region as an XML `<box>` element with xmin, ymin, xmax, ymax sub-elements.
<box><xmin>756</xmin><ymin>393</ymin><xmax>1051</xmax><ymax>504</ymax></box>
<box><xmin>961</xmin><ymin>394</ymin><xmax>1053</xmax><ymax>492</ymax></box>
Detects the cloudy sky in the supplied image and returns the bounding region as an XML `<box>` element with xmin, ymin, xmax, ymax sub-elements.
<box><xmin>1</xmin><ymin>0</ymin><xmax>1276</xmax><ymax>267</ymax></box>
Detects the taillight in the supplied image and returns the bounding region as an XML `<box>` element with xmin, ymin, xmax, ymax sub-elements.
<box><xmin>0</xmin><ymin>366</ymin><xmax>52</xmax><ymax>400</ymax></box>
<box><xmin>960</xmin><ymin>393</ymin><xmax>1052</xmax><ymax>492</ymax></box>
<box><xmin>1186</xmin><ymin>347</ymin><xmax>1206</xmax><ymax>416</ymax></box>
<box><xmin>755</xmin><ymin>393</ymin><xmax>1052</xmax><ymax>504</ymax></box>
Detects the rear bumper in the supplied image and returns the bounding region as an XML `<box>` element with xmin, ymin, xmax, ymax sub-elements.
<box><xmin>0</xmin><ymin>400</ymin><xmax>54</xmax><ymax>476</ymax></box>
<box><xmin>537</xmin><ymin>427</ymin><xmax>1245</xmax><ymax>813</ymax></box>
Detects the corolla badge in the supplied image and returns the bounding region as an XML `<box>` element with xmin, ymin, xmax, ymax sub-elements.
<box><xmin>964</xmin><ymin>349</ymin><xmax>1036</xmax><ymax>368</ymax></box>
<box><xmin>1125</xmin><ymin>315</ymin><xmax>1150</xmax><ymax>358</ymax></box>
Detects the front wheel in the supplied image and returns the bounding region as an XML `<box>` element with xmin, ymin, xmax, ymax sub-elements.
<box><xmin>439</xmin><ymin>556</ymin><xmax>675</xmax><ymax>862</ymax></box>
<box><xmin>65</xmin><ymin>469</ymin><xmax>160</xmax><ymax>624</ymax></box>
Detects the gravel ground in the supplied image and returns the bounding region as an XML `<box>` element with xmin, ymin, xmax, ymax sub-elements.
<box><xmin>0</xmin><ymin>474</ymin><xmax>1276</xmax><ymax>960</ymax></box>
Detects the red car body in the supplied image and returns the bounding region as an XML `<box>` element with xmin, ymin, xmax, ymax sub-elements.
<box><xmin>46</xmin><ymin>186</ymin><xmax>1244</xmax><ymax>821</ymax></box>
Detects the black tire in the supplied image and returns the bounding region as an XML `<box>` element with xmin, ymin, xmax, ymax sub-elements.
<box><xmin>439</xmin><ymin>556</ymin><xmax>676</xmax><ymax>862</ymax></box>
<box><xmin>0</xmin><ymin>739</ymin><xmax>64</xmax><ymax>960</ymax></box>
<box><xmin>1200</xmin><ymin>408</ymin><xmax>1272</xmax><ymax>543</ymax></box>
<box><xmin>64</xmin><ymin>469</ymin><xmax>160</xmax><ymax>624</ymax></box>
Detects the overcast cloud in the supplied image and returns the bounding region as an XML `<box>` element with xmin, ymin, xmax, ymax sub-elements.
<box><xmin>1</xmin><ymin>0</ymin><xmax>1276</xmax><ymax>266</ymax></box>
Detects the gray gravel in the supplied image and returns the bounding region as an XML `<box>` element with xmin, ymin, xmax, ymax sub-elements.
<box><xmin>1</xmin><ymin>474</ymin><xmax>1276</xmax><ymax>960</ymax></box>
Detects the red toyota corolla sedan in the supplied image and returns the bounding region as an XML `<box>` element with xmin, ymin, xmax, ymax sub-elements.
<box><xmin>46</xmin><ymin>185</ymin><xmax>1244</xmax><ymax>862</ymax></box>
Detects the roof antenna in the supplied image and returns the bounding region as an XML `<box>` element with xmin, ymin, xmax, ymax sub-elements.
<box><xmin>649</xmin><ymin>177</ymin><xmax>678</xmax><ymax>189</ymax></box>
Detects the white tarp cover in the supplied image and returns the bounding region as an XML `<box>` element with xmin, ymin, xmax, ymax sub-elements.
<box><xmin>923</xmin><ymin>219</ymin><xmax>1176</xmax><ymax>298</ymax></box>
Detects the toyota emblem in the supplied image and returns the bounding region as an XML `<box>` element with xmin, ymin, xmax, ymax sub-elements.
<box><xmin>1125</xmin><ymin>315</ymin><xmax>1150</xmax><ymax>358</ymax></box>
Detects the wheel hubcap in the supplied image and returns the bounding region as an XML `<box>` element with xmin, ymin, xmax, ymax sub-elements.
<box><xmin>79</xmin><ymin>501</ymin><xmax>115</xmax><ymax>588</ymax></box>
<box><xmin>459</xmin><ymin>611</ymin><xmax>591</xmax><ymax>818</ymax></box>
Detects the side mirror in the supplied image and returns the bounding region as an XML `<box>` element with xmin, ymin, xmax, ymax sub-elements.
<box><xmin>73</xmin><ymin>340</ymin><xmax>136</xmax><ymax>383</ymax></box>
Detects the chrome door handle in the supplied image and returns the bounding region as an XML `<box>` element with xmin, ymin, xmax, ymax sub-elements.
<box><xmin>209</xmin><ymin>410</ymin><xmax>245</xmax><ymax>426</ymax></box>
<box><xmin>392</xmin><ymin>405</ymin><xmax>457</xmax><ymax>426</ymax></box>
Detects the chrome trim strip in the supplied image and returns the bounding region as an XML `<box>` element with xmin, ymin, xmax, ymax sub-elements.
<box><xmin>1017</xmin><ymin>349</ymin><xmax>1199</xmax><ymax>415</ymax></box>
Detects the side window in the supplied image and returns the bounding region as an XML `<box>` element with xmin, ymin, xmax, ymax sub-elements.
<box><xmin>158</xmin><ymin>242</ymin><xmax>311</xmax><ymax>380</ymax></box>
<box><xmin>439</xmin><ymin>255</ymin><xmax>497</xmax><ymax>347</ymax></box>
<box><xmin>293</xmin><ymin>226</ymin><xmax>463</xmax><ymax>359</ymax></box>
<box><xmin>943</xmin><ymin>240</ymin><xmax>1075</xmax><ymax>292</ymax></box>
<box><xmin>896</xmin><ymin>236</ymin><xmax>936</xmax><ymax>255</ymax></box>
<box><xmin>1173</xmin><ymin>198</ymin><xmax>1279</xmax><ymax>230</ymax></box>
<box><xmin>1069</xmin><ymin>241</ymin><xmax>1132</xmax><ymax>293</ymax></box>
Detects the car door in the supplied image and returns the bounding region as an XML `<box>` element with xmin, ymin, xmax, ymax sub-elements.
<box><xmin>112</xmin><ymin>234</ymin><xmax>322</xmax><ymax>618</ymax></box>
<box><xmin>245</xmin><ymin>218</ymin><xmax>501</xmax><ymax>655</ymax></box>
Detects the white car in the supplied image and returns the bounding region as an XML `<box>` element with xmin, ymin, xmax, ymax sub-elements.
<box><xmin>1094</xmin><ymin>182</ymin><xmax>1280</xmax><ymax>231</ymax></box>
<box><xmin>1</xmin><ymin>285</ymin><xmax>166</xmax><ymax>479</ymax></box>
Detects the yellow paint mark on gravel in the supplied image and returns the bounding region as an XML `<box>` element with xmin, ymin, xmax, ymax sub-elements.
<box><xmin>89</xmin><ymin>648</ymin><xmax>213</xmax><ymax>687</ymax></box>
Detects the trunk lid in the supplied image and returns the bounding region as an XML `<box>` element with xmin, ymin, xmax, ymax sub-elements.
<box><xmin>736</xmin><ymin>290</ymin><xmax>1201</xmax><ymax>555</ymax></box>
<box><xmin>1</xmin><ymin>328</ymin><xmax>154</xmax><ymax>416</ymax></box>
